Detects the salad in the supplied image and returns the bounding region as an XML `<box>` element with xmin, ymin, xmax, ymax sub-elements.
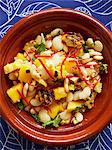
<box><xmin>4</xmin><ymin>28</ymin><xmax>108</xmax><ymax>128</ymax></box>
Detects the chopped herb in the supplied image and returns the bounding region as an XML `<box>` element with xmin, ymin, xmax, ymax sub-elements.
<box><xmin>42</xmin><ymin>32</ymin><xmax>47</xmax><ymax>37</ymax></box>
<box><xmin>32</xmin><ymin>114</ymin><xmax>40</xmax><ymax>123</ymax></box>
<box><xmin>77</xmin><ymin>56</ymin><xmax>82</xmax><ymax>59</ymax></box>
<box><xmin>75</xmin><ymin>106</ymin><xmax>81</xmax><ymax>111</ymax></box>
<box><xmin>17</xmin><ymin>100</ymin><xmax>25</xmax><ymax>110</ymax></box>
<box><xmin>34</xmin><ymin>43</ymin><xmax>46</xmax><ymax>54</ymax></box>
<box><xmin>42</xmin><ymin>116</ymin><xmax>61</xmax><ymax>127</ymax></box>
<box><xmin>32</xmin><ymin>57</ymin><xmax>36</xmax><ymax>61</ymax></box>
<box><xmin>100</xmin><ymin>64</ymin><xmax>108</xmax><ymax>74</ymax></box>
<box><xmin>83</xmin><ymin>44</ymin><xmax>89</xmax><ymax>53</ymax></box>
<box><xmin>34</xmin><ymin>43</ymin><xmax>40</xmax><ymax>49</ymax></box>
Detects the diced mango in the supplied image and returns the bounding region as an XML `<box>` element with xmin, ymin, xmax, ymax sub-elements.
<box><xmin>55</xmin><ymin>65</ymin><xmax>67</xmax><ymax>79</ymax></box>
<box><xmin>53</xmin><ymin>87</ymin><xmax>67</xmax><ymax>100</ymax></box>
<box><xmin>64</xmin><ymin>58</ymin><xmax>76</xmax><ymax>73</ymax></box>
<box><xmin>61</xmin><ymin>34</ymin><xmax>68</xmax><ymax>41</ymax></box>
<box><xmin>7</xmin><ymin>83</ymin><xmax>23</xmax><ymax>103</ymax></box>
<box><xmin>16</xmin><ymin>53</ymin><xmax>26</xmax><ymax>60</ymax></box>
<box><xmin>34</xmin><ymin>59</ymin><xmax>41</xmax><ymax>67</ymax></box>
<box><xmin>18</xmin><ymin>64</ymin><xmax>32</xmax><ymax>83</ymax></box>
<box><xmin>4</xmin><ymin>61</ymin><xmax>22</xmax><ymax>74</ymax></box>
<box><xmin>59</xmin><ymin>102</ymin><xmax>64</xmax><ymax>112</ymax></box>
<box><xmin>48</xmin><ymin>102</ymin><xmax>60</xmax><ymax>119</ymax></box>
<box><xmin>77</xmin><ymin>48</ymin><xmax>84</xmax><ymax>57</ymax></box>
<box><xmin>67</xmin><ymin>101</ymin><xmax>83</xmax><ymax>112</ymax></box>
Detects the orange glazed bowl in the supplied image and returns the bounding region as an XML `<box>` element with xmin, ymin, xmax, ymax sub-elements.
<box><xmin>0</xmin><ymin>9</ymin><xmax>112</xmax><ymax>146</ymax></box>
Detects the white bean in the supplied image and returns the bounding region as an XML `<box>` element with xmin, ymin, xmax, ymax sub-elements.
<box><xmin>35</xmin><ymin>35</ymin><xmax>42</xmax><ymax>45</ymax></box>
<box><xmin>69</xmin><ymin>77</ymin><xmax>79</xmax><ymax>83</ymax></box>
<box><xmin>39</xmin><ymin>109</ymin><xmax>51</xmax><ymax>123</ymax></box>
<box><xmin>25</xmin><ymin>105</ymin><xmax>31</xmax><ymax>112</ymax></box>
<box><xmin>30</xmin><ymin>108</ymin><xmax>36</xmax><ymax>114</ymax></box>
<box><xmin>29</xmin><ymin>80</ymin><xmax>36</xmax><ymax>92</ymax></box>
<box><xmin>86</xmin><ymin>38</ymin><xmax>94</xmax><ymax>48</ymax></box>
<box><xmin>23</xmin><ymin>83</ymin><xmax>29</xmax><ymax>97</ymax></box>
<box><xmin>86</xmin><ymin>61</ymin><xmax>97</xmax><ymax>66</ymax></box>
<box><xmin>27</xmin><ymin>89</ymin><xmax>36</xmax><ymax>97</ymax></box>
<box><xmin>63</xmin><ymin>44</ymin><xmax>68</xmax><ymax>52</ymax></box>
<box><xmin>73</xmin><ymin>112</ymin><xmax>83</xmax><ymax>124</ymax></box>
<box><xmin>66</xmin><ymin>92</ymin><xmax>74</xmax><ymax>102</ymax></box>
<box><xmin>51</xmin><ymin>28</ymin><xmax>63</xmax><ymax>37</ymax></box>
<box><xmin>86</xmin><ymin>68</ymin><xmax>96</xmax><ymax>77</ymax></box>
<box><xmin>82</xmin><ymin>58</ymin><xmax>93</xmax><ymax>64</ymax></box>
<box><xmin>80</xmin><ymin>67</ymin><xmax>88</xmax><ymax>77</ymax></box>
<box><xmin>52</xmin><ymin>36</ymin><xmax>63</xmax><ymax>50</ymax></box>
<box><xmin>93</xmin><ymin>55</ymin><xmax>103</xmax><ymax>60</ymax></box>
<box><xmin>73</xmin><ymin>91</ymin><xmax>81</xmax><ymax>100</ymax></box>
<box><xmin>45</xmin><ymin>40</ymin><xmax>52</xmax><ymax>49</ymax></box>
<box><xmin>64</xmin><ymin>78</ymin><xmax>69</xmax><ymax>93</ymax></box>
<box><xmin>89</xmin><ymin>51</ymin><xmax>101</xmax><ymax>56</ymax></box>
<box><xmin>41</xmin><ymin>33</ymin><xmax>45</xmax><ymax>44</ymax></box>
<box><xmin>59</xmin><ymin>110</ymin><xmax>71</xmax><ymax>120</ymax></box>
<box><xmin>82</xmin><ymin>53</ymin><xmax>90</xmax><ymax>59</ymax></box>
<box><xmin>79</xmin><ymin>86</ymin><xmax>91</xmax><ymax>99</ymax></box>
<box><xmin>94</xmin><ymin>40</ymin><xmax>103</xmax><ymax>52</ymax></box>
<box><xmin>30</xmin><ymin>99</ymin><xmax>42</xmax><ymax>106</ymax></box>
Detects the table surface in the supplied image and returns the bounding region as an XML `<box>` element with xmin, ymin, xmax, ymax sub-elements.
<box><xmin>0</xmin><ymin>0</ymin><xmax>112</xmax><ymax>150</ymax></box>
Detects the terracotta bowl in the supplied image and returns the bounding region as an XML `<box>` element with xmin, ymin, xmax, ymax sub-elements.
<box><xmin>0</xmin><ymin>9</ymin><xmax>112</xmax><ymax>146</ymax></box>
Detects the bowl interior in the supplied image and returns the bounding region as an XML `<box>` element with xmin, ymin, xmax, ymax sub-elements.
<box><xmin>0</xmin><ymin>9</ymin><xmax>112</xmax><ymax>145</ymax></box>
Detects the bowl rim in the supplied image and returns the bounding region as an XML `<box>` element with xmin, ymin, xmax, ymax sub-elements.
<box><xmin>0</xmin><ymin>8</ymin><xmax>112</xmax><ymax>146</ymax></box>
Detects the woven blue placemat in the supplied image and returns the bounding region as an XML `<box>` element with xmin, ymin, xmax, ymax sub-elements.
<box><xmin>0</xmin><ymin>0</ymin><xmax>112</xmax><ymax>150</ymax></box>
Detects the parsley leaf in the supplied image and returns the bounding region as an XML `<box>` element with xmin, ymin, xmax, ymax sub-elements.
<box><xmin>53</xmin><ymin>117</ymin><xmax>61</xmax><ymax>127</ymax></box>
<box><xmin>34</xmin><ymin>43</ymin><xmax>46</xmax><ymax>54</ymax></box>
<box><xmin>42</xmin><ymin>116</ymin><xmax>61</xmax><ymax>128</ymax></box>
<box><xmin>83</xmin><ymin>44</ymin><xmax>89</xmax><ymax>53</ymax></box>
<box><xmin>32</xmin><ymin>114</ymin><xmax>40</xmax><ymax>123</ymax></box>
<box><xmin>32</xmin><ymin>57</ymin><xmax>36</xmax><ymax>61</ymax></box>
<box><xmin>100</xmin><ymin>63</ymin><xmax>108</xmax><ymax>74</ymax></box>
<box><xmin>17</xmin><ymin>100</ymin><xmax>25</xmax><ymax>110</ymax></box>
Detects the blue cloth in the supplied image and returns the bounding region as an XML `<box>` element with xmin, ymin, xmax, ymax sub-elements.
<box><xmin>0</xmin><ymin>0</ymin><xmax>112</xmax><ymax>150</ymax></box>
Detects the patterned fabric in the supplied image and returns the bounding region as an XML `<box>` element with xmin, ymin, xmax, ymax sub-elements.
<box><xmin>0</xmin><ymin>0</ymin><xmax>112</xmax><ymax>150</ymax></box>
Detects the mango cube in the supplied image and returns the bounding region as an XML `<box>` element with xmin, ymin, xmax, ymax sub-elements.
<box><xmin>53</xmin><ymin>87</ymin><xmax>67</xmax><ymax>100</ymax></box>
<box><xmin>48</xmin><ymin>102</ymin><xmax>60</xmax><ymax>119</ymax></box>
<box><xmin>4</xmin><ymin>61</ymin><xmax>22</xmax><ymax>74</ymax></box>
<box><xmin>34</xmin><ymin>59</ymin><xmax>41</xmax><ymax>67</ymax></box>
<box><xmin>67</xmin><ymin>101</ymin><xmax>82</xmax><ymax>112</ymax></box>
<box><xmin>7</xmin><ymin>83</ymin><xmax>23</xmax><ymax>103</ymax></box>
<box><xmin>16</xmin><ymin>53</ymin><xmax>26</xmax><ymax>60</ymax></box>
<box><xmin>55</xmin><ymin>65</ymin><xmax>67</xmax><ymax>79</ymax></box>
<box><xmin>64</xmin><ymin>59</ymin><xmax>76</xmax><ymax>73</ymax></box>
<box><xmin>18</xmin><ymin>64</ymin><xmax>32</xmax><ymax>83</ymax></box>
